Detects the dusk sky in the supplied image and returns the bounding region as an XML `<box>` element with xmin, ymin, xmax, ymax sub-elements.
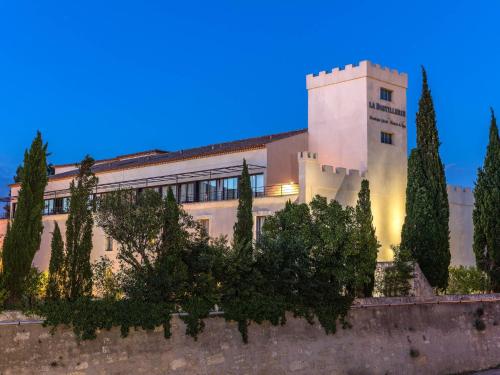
<box><xmin>1</xmin><ymin>1</ymin><xmax>499</xmax><ymax>196</ymax></box>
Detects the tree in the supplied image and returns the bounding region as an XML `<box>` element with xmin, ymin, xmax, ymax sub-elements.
<box><xmin>96</xmin><ymin>187</ymin><xmax>221</xmax><ymax>338</ymax></box>
<box><xmin>308</xmin><ymin>196</ymin><xmax>357</xmax><ymax>332</ymax></box>
<box><xmin>46</xmin><ymin>222</ymin><xmax>65</xmax><ymax>300</ymax></box>
<box><xmin>354</xmin><ymin>179</ymin><xmax>380</xmax><ymax>297</ymax></box>
<box><xmin>220</xmin><ymin>159</ymin><xmax>261</xmax><ymax>343</ymax></box>
<box><xmin>64</xmin><ymin>156</ymin><xmax>97</xmax><ymax>301</ymax></box>
<box><xmin>96</xmin><ymin>188</ymin><xmax>163</xmax><ymax>300</ymax></box>
<box><xmin>473</xmin><ymin>109</ymin><xmax>500</xmax><ymax>291</ymax></box>
<box><xmin>233</xmin><ymin>159</ymin><xmax>253</xmax><ymax>251</ymax></box>
<box><xmin>256</xmin><ymin>201</ymin><xmax>316</xmax><ymax>326</ymax></box>
<box><xmin>401</xmin><ymin>67</ymin><xmax>450</xmax><ymax>290</ymax></box>
<box><xmin>2</xmin><ymin>131</ymin><xmax>48</xmax><ymax>306</ymax></box>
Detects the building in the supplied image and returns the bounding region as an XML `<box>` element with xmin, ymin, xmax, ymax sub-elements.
<box><xmin>0</xmin><ymin>61</ymin><xmax>475</xmax><ymax>269</ymax></box>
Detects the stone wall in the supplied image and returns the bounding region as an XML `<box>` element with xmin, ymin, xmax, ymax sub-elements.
<box><xmin>2</xmin><ymin>295</ymin><xmax>500</xmax><ymax>374</ymax></box>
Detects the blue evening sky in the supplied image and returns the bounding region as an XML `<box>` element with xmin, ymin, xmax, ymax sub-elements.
<box><xmin>1</xmin><ymin>0</ymin><xmax>498</xmax><ymax>196</ymax></box>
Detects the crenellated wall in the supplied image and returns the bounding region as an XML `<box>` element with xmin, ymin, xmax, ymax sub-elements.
<box><xmin>297</xmin><ymin>151</ymin><xmax>363</xmax><ymax>209</ymax></box>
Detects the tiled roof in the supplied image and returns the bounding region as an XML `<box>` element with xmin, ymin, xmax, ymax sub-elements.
<box><xmin>48</xmin><ymin>128</ymin><xmax>307</xmax><ymax>180</ymax></box>
<box><xmin>53</xmin><ymin>149</ymin><xmax>169</xmax><ymax>168</ymax></box>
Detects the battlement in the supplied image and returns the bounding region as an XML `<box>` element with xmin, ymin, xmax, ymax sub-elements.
<box><xmin>321</xmin><ymin>165</ymin><xmax>365</xmax><ymax>178</ymax></box>
<box><xmin>447</xmin><ymin>184</ymin><xmax>474</xmax><ymax>206</ymax></box>
<box><xmin>299</xmin><ymin>152</ymin><xmax>365</xmax><ymax>178</ymax></box>
<box><xmin>298</xmin><ymin>151</ymin><xmax>317</xmax><ymax>160</ymax></box>
<box><xmin>447</xmin><ymin>185</ymin><xmax>472</xmax><ymax>194</ymax></box>
<box><xmin>306</xmin><ymin>60</ymin><xmax>408</xmax><ymax>90</ymax></box>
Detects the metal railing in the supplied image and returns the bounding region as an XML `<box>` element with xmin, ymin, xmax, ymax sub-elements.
<box><xmin>35</xmin><ymin>183</ymin><xmax>299</xmax><ymax>217</ymax></box>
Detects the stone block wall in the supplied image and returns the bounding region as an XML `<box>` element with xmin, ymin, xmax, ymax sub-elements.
<box><xmin>2</xmin><ymin>296</ymin><xmax>500</xmax><ymax>374</ymax></box>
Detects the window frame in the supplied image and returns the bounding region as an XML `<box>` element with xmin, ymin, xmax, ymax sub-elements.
<box><xmin>380</xmin><ymin>87</ymin><xmax>393</xmax><ymax>102</ymax></box>
<box><xmin>380</xmin><ymin>131</ymin><xmax>393</xmax><ymax>145</ymax></box>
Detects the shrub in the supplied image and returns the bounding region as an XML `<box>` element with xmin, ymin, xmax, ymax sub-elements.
<box><xmin>382</xmin><ymin>245</ymin><xmax>414</xmax><ymax>297</ymax></box>
<box><xmin>446</xmin><ymin>266</ymin><xmax>490</xmax><ymax>295</ymax></box>
<box><xmin>24</xmin><ymin>268</ymin><xmax>48</xmax><ymax>308</ymax></box>
<box><xmin>92</xmin><ymin>256</ymin><xmax>122</xmax><ymax>300</ymax></box>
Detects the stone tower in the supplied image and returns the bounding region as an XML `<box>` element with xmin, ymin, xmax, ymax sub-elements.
<box><xmin>306</xmin><ymin>61</ymin><xmax>408</xmax><ymax>260</ymax></box>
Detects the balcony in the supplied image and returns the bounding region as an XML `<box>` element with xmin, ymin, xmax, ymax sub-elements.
<box><xmin>17</xmin><ymin>164</ymin><xmax>300</xmax><ymax>217</ymax></box>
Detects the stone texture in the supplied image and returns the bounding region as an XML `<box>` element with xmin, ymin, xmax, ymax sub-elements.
<box><xmin>2</xmin><ymin>297</ymin><xmax>500</xmax><ymax>374</ymax></box>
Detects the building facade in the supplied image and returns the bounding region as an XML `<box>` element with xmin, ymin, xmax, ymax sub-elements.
<box><xmin>0</xmin><ymin>61</ymin><xmax>475</xmax><ymax>269</ymax></box>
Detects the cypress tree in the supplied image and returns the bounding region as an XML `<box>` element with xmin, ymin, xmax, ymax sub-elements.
<box><xmin>161</xmin><ymin>187</ymin><xmax>184</xmax><ymax>256</ymax></box>
<box><xmin>233</xmin><ymin>159</ymin><xmax>253</xmax><ymax>252</ymax></box>
<box><xmin>155</xmin><ymin>187</ymin><xmax>188</xmax><ymax>304</ymax></box>
<box><xmin>473</xmin><ymin>109</ymin><xmax>500</xmax><ymax>291</ymax></box>
<box><xmin>64</xmin><ymin>156</ymin><xmax>97</xmax><ymax>301</ymax></box>
<box><xmin>221</xmin><ymin>159</ymin><xmax>258</xmax><ymax>343</ymax></box>
<box><xmin>46</xmin><ymin>222</ymin><xmax>64</xmax><ymax>300</ymax></box>
<box><xmin>401</xmin><ymin>67</ymin><xmax>450</xmax><ymax>290</ymax></box>
<box><xmin>2</xmin><ymin>131</ymin><xmax>48</xmax><ymax>306</ymax></box>
<box><xmin>354</xmin><ymin>179</ymin><xmax>380</xmax><ymax>297</ymax></box>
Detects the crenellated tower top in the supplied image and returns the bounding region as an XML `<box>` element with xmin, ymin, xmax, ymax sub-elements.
<box><xmin>306</xmin><ymin>60</ymin><xmax>408</xmax><ymax>90</ymax></box>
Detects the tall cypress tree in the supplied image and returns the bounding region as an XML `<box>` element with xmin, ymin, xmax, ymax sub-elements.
<box><xmin>155</xmin><ymin>187</ymin><xmax>188</xmax><ymax>304</ymax></box>
<box><xmin>233</xmin><ymin>159</ymin><xmax>253</xmax><ymax>253</ymax></box>
<box><xmin>46</xmin><ymin>222</ymin><xmax>65</xmax><ymax>300</ymax></box>
<box><xmin>64</xmin><ymin>156</ymin><xmax>97</xmax><ymax>300</ymax></box>
<box><xmin>473</xmin><ymin>109</ymin><xmax>500</xmax><ymax>291</ymax></box>
<box><xmin>2</xmin><ymin>131</ymin><xmax>48</xmax><ymax>306</ymax></box>
<box><xmin>401</xmin><ymin>67</ymin><xmax>450</xmax><ymax>290</ymax></box>
<box><xmin>354</xmin><ymin>179</ymin><xmax>380</xmax><ymax>297</ymax></box>
<box><xmin>221</xmin><ymin>159</ymin><xmax>258</xmax><ymax>343</ymax></box>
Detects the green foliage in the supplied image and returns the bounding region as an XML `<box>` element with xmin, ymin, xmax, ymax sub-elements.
<box><xmin>39</xmin><ymin>163</ymin><xmax>372</xmax><ymax>343</ymax></box>
<box><xmin>473</xmin><ymin>109</ymin><xmax>500</xmax><ymax>291</ymax></box>
<box><xmin>38</xmin><ymin>298</ymin><xmax>173</xmax><ymax>341</ymax></box>
<box><xmin>255</xmin><ymin>196</ymin><xmax>357</xmax><ymax>338</ymax></box>
<box><xmin>92</xmin><ymin>256</ymin><xmax>122</xmax><ymax>300</ymax></box>
<box><xmin>95</xmin><ymin>187</ymin><xmax>221</xmax><ymax>339</ymax></box>
<box><xmin>24</xmin><ymin>268</ymin><xmax>48</xmax><ymax>308</ymax></box>
<box><xmin>353</xmin><ymin>180</ymin><xmax>380</xmax><ymax>297</ymax></box>
<box><xmin>0</xmin><ymin>271</ymin><xmax>8</xmax><ymax>311</ymax></box>
<box><xmin>401</xmin><ymin>67</ymin><xmax>450</xmax><ymax>290</ymax></box>
<box><xmin>446</xmin><ymin>266</ymin><xmax>490</xmax><ymax>295</ymax></box>
<box><xmin>2</xmin><ymin>131</ymin><xmax>48</xmax><ymax>306</ymax></box>
<box><xmin>233</xmin><ymin>159</ymin><xmax>253</xmax><ymax>250</ymax></box>
<box><xmin>46</xmin><ymin>222</ymin><xmax>65</xmax><ymax>300</ymax></box>
<box><xmin>220</xmin><ymin>160</ymin><xmax>259</xmax><ymax>342</ymax></box>
<box><xmin>383</xmin><ymin>245</ymin><xmax>414</xmax><ymax>297</ymax></box>
<box><xmin>64</xmin><ymin>156</ymin><xmax>98</xmax><ymax>301</ymax></box>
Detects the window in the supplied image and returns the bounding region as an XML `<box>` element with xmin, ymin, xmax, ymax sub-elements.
<box><xmin>250</xmin><ymin>174</ymin><xmax>264</xmax><ymax>197</ymax></box>
<box><xmin>380</xmin><ymin>88</ymin><xmax>392</xmax><ymax>102</ymax></box>
<box><xmin>105</xmin><ymin>236</ymin><xmax>113</xmax><ymax>252</ymax></box>
<box><xmin>179</xmin><ymin>182</ymin><xmax>195</xmax><ymax>203</ymax></box>
<box><xmin>256</xmin><ymin>216</ymin><xmax>266</xmax><ymax>242</ymax></box>
<box><xmin>222</xmin><ymin>177</ymin><xmax>238</xmax><ymax>200</ymax></box>
<box><xmin>381</xmin><ymin>132</ymin><xmax>393</xmax><ymax>145</ymax></box>
<box><xmin>44</xmin><ymin>199</ymin><xmax>54</xmax><ymax>215</ymax></box>
<box><xmin>54</xmin><ymin>197</ymin><xmax>70</xmax><ymax>214</ymax></box>
<box><xmin>63</xmin><ymin>197</ymin><xmax>70</xmax><ymax>212</ymax></box>
<box><xmin>198</xmin><ymin>179</ymin><xmax>218</xmax><ymax>202</ymax></box>
<box><xmin>198</xmin><ymin>218</ymin><xmax>210</xmax><ymax>235</ymax></box>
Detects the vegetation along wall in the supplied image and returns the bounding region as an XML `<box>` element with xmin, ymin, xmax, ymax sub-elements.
<box><xmin>2</xmin><ymin>295</ymin><xmax>500</xmax><ymax>375</ymax></box>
